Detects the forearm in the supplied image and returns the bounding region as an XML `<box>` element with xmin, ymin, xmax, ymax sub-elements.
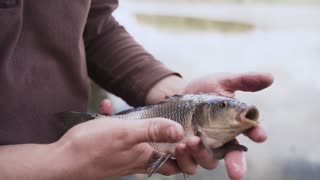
<box><xmin>85</xmin><ymin>1</ymin><xmax>180</xmax><ymax>106</ymax></box>
<box><xmin>145</xmin><ymin>75</ymin><xmax>187</xmax><ymax>105</ymax></box>
<box><xmin>0</xmin><ymin>142</ymin><xmax>70</xmax><ymax>180</ymax></box>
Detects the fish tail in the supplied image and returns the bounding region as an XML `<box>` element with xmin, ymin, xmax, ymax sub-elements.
<box><xmin>55</xmin><ymin>111</ymin><xmax>102</xmax><ymax>131</ymax></box>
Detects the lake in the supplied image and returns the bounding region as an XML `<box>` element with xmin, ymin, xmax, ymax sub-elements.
<box><xmin>108</xmin><ymin>1</ymin><xmax>320</xmax><ymax>179</ymax></box>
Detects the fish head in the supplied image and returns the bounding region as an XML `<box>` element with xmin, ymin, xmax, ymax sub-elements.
<box><xmin>192</xmin><ymin>96</ymin><xmax>259</xmax><ymax>148</ymax></box>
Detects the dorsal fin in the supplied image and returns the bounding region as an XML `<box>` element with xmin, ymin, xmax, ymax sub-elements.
<box><xmin>165</xmin><ymin>94</ymin><xmax>183</xmax><ymax>100</ymax></box>
<box><xmin>115</xmin><ymin>106</ymin><xmax>150</xmax><ymax>115</ymax></box>
<box><xmin>115</xmin><ymin>99</ymin><xmax>173</xmax><ymax>115</ymax></box>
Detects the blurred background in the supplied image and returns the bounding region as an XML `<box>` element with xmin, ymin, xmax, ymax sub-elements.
<box><xmin>89</xmin><ymin>0</ymin><xmax>320</xmax><ymax>179</ymax></box>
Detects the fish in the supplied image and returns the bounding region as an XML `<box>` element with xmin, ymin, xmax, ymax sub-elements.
<box><xmin>56</xmin><ymin>93</ymin><xmax>260</xmax><ymax>177</ymax></box>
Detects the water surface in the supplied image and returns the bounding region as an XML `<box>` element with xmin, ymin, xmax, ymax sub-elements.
<box><xmin>109</xmin><ymin>1</ymin><xmax>320</xmax><ymax>179</ymax></box>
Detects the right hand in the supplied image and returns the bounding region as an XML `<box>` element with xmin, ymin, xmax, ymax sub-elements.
<box><xmin>56</xmin><ymin>99</ymin><xmax>184</xmax><ymax>180</ymax></box>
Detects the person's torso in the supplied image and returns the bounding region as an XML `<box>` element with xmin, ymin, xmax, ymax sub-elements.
<box><xmin>0</xmin><ymin>0</ymin><xmax>92</xmax><ymax>144</ymax></box>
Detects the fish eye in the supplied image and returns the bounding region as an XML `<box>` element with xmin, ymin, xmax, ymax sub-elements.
<box><xmin>219</xmin><ymin>101</ymin><xmax>228</xmax><ymax>108</ymax></box>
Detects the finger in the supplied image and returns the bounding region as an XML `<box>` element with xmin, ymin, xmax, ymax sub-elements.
<box><xmin>124</xmin><ymin>118</ymin><xmax>184</xmax><ymax>145</ymax></box>
<box><xmin>225</xmin><ymin>150</ymin><xmax>247</xmax><ymax>180</ymax></box>
<box><xmin>175</xmin><ymin>143</ymin><xmax>198</xmax><ymax>175</ymax></box>
<box><xmin>186</xmin><ymin>136</ymin><xmax>218</xmax><ymax>170</ymax></box>
<box><xmin>243</xmin><ymin>123</ymin><xmax>267</xmax><ymax>143</ymax></box>
<box><xmin>223</xmin><ymin>139</ymin><xmax>246</xmax><ymax>180</ymax></box>
<box><xmin>98</xmin><ymin>99</ymin><xmax>113</xmax><ymax>115</ymax></box>
<box><xmin>220</xmin><ymin>72</ymin><xmax>274</xmax><ymax>93</ymax></box>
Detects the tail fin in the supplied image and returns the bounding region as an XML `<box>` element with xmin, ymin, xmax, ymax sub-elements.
<box><xmin>55</xmin><ymin>111</ymin><xmax>102</xmax><ymax>131</ymax></box>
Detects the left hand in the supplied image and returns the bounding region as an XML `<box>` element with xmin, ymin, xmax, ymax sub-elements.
<box><xmin>176</xmin><ymin>72</ymin><xmax>273</xmax><ymax>179</ymax></box>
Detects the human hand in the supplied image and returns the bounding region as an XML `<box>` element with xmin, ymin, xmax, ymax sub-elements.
<box><xmin>100</xmin><ymin>72</ymin><xmax>273</xmax><ymax>179</ymax></box>
<box><xmin>175</xmin><ymin>72</ymin><xmax>273</xmax><ymax>179</ymax></box>
<box><xmin>57</xmin><ymin>100</ymin><xmax>185</xmax><ymax>180</ymax></box>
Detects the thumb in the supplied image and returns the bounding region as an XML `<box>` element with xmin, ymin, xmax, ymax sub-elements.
<box><xmin>124</xmin><ymin>118</ymin><xmax>184</xmax><ymax>146</ymax></box>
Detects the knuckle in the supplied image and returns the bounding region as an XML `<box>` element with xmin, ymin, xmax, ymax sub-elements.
<box><xmin>184</xmin><ymin>167</ymin><xmax>197</xmax><ymax>175</ymax></box>
<box><xmin>112</xmin><ymin>127</ymin><xmax>132</xmax><ymax>149</ymax></box>
<box><xmin>195</xmin><ymin>151</ymin><xmax>211</xmax><ymax>160</ymax></box>
<box><xmin>160</xmin><ymin>167</ymin><xmax>179</xmax><ymax>176</ymax></box>
<box><xmin>194</xmin><ymin>151</ymin><xmax>219</xmax><ymax>170</ymax></box>
<box><xmin>203</xmin><ymin>161</ymin><xmax>219</xmax><ymax>170</ymax></box>
<box><xmin>114</xmin><ymin>127</ymin><xmax>130</xmax><ymax>140</ymax></box>
<box><xmin>162</xmin><ymin>170</ymin><xmax>175</xmax><ymax>176</ymax></box>
<box><xmin>68</xmin><ymin>124</ymin><xmax>86</xmax><ymax>141</ymax></box>
<box><xmin>146</xmin><ymin>119</ymin><xmax>160</xmax><ymax>142</ymax></box>
<box><xmin>64</xmin><ymin>125</ymin><xmax>89</xmax><ymax>149</ymax></box>
<box><xmin>180</xmin><ymin>163</ymin><xmax>198</xmax><ymax>175</ymax></box>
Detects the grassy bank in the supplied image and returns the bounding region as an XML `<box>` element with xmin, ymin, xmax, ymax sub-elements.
<box><xmin>135</xmin><ymin>14</ymin><xmax>254</xmax><ymax>33</ymax></box>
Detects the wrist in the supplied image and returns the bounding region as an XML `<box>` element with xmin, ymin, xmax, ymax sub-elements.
<box><xmin>48</xmin><ymin>136</ymin><xmax>88</xmax><ymax>180</ymax></box>
<box><xmin>144</xmin><ymin>75</ymin><xmax>187</xmax><ymax>105</ymax></box>
<box><xmin>54</xmin><ymin>129</ymin><xmax>106</xmax><ymax>180</ymax></box>
<box><xmin>44</xmin><ymin>141</ymin><xmax>77</xmax><ymax>179</ymax></box>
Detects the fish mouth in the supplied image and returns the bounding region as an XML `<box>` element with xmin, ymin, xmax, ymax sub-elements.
<box><xmin>239</xmin><ymin>105</ymin><xmax>259</xmax><ymax>125</ymax></box>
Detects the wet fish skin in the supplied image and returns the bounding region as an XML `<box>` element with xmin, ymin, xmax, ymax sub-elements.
<box><xmin>57</xmin><ymin>93</ymin><xmax>259</xmax><ymax>176</ymax></box>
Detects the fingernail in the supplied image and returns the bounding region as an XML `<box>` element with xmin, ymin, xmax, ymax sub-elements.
<box><xmin>257</xmin><ymin>121</ymin><xmax>268</xmax><ymax>142</ymax></box>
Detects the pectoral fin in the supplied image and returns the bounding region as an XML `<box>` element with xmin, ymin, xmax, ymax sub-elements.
<box><xmin>213</xmin><ymin>141</ymin><xmax>248</xmax><ymax>160</ymax></box>
<box><xmin>194</xmin><ymin>128</ymin><xmax>247</xmax><ymax>160</ymax></box>
<box><xmin>165</xmin><ymin>94</ymin><xmax>182</xmax><ymax>99</ymax></box>
<box><xmin>148</xmin><ymin>151</ymin><xmax>172</xmax><ymax>177</ymax></box>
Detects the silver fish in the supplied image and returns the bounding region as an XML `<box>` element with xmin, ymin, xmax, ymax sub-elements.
<box><xmin>57</xmin><ymin>93</ymin><xmax>259</xmax><ymax>177</ymax></box>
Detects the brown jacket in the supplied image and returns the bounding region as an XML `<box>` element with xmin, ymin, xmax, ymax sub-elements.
<box><xmin>0</xmin><ymin>0</ymin><xmax>177</xmax><ymax>144</ymax></box>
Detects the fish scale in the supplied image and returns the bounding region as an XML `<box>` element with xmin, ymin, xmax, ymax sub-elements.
<box><xmin>95</xmin><ymin>98</ymin><xmax>200</xmax><ymax>155</ymax></box>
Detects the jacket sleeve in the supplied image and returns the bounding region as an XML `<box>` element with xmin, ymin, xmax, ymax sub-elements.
<box><xmin>84</xmin><ymin>0</ymin><xmax>180</xmax><ymax>106</ymax></box>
